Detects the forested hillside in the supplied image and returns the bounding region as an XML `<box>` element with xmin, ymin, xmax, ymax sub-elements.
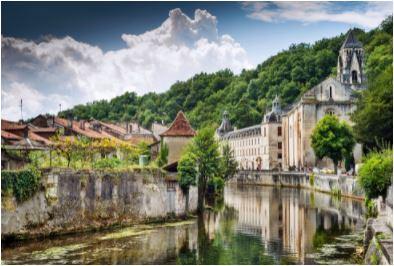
<box><xmin>59</xmin><ymin>16</ymin><xmax>392</xmax><ymax>133</ymax></box>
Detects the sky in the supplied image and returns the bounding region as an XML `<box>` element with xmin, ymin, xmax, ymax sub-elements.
<box><xmin>2</xmin><ymin>1</ymin><xmax>392</xmax><ymax>121</ymax></box>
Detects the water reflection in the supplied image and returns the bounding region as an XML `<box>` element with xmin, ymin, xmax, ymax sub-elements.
<box><xmin>1</xmin><ymin>185</ymin><xmax>365</xmax><ymax>265</ymax></box>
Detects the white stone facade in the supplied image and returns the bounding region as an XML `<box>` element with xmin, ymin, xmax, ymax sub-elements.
<box><xmin>217</xmin><ymin>30</ymin><xmax>365</xmax><ymax>172</ymax></box>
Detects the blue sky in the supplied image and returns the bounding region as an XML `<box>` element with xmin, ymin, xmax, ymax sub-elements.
<box><xmin>2</xmin><ymin>1</ymin><xmax>392</xmax><ymax>120</ymax></box>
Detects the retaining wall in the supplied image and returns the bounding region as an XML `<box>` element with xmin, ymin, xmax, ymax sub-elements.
<box><xmin>1</xmin><ymin>168</ymin><xmax>197</xmax><ymax>239</ymax></box>
<box><xmin>230</xmin><ymin>170</ymin><xmax>364</xmax><ymax>199</ymax></box>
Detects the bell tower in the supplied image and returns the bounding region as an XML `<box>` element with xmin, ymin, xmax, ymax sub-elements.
<box><xmin>337</xmin><ymin>29</ymin><xmax>365</xmax><ymax>86</ymax></box>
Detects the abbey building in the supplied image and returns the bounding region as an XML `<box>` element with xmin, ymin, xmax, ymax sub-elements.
<box><xmin>216</xmin><ymin>30</ymin><xmax>365</xmax><ymax>171</ymax></box>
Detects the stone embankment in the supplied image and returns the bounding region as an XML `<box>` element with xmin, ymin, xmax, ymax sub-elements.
<box><xmin>231</xmin><ymin>170</ymin><xmax>364</xmax><ymax>199</ymax></box>
<box><xmin>1</xmin><ymin>168</ymin><xmax>197</xmax><ymax>240</ymax></box>
<box><xmin>363</xmin><ymin>185</ymin><xmax>393</xmax><ymax>265</ymax></box>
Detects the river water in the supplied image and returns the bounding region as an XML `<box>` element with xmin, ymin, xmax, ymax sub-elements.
<box><xmin>1</xmin><ymin>185</ymin><xmax>365</xmax><ymax>264</ymax></box>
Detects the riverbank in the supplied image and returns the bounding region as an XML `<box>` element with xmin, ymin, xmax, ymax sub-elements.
<box><xmin>1</xmin><ymin>168</ymin><xmax>197</xmax><ymax>241</ymax></box>
<box><xmin>363</xmin><ymin>186</ymin><xmax>393</xmax><ymax>265</ymax></box>
<box><xmin>230</xmin><ymin>170</ymin><xmax>365</xmax><ymax>200</ymax></box>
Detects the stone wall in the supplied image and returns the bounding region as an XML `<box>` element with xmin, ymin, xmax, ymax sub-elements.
<box><xmin>230</xmin><ymin>170</ymin><xmax>364</xmax><ymax>199</ymax></box>
<box><xmin>1</xmin><ymin>168</ymin><xmax>197</xmax><ymax>239</ymax></box>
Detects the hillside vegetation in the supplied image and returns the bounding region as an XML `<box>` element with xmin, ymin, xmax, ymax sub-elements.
<box><xmin>60</xmin><ymin>17</ymin><xmax>392</xmax><ymax>146</ymax></box>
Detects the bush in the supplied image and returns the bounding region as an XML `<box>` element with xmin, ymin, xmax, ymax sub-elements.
<box><xmin>365</xmin><ymin>198</ymin><xmax>378</xmax><ymax>218</ymax></box>
<box><xmin>92</xmin><ymin>157</ymin><xmax>122</xmax><ymax>169</ymax></box>
<box><xmin>358</xmin><ymin>149</ymin><xmax>392</xmax><ymax>199</ymax></box>
<box><xmin>1</xmin><ymin>168</ymin><xmax>41</xmax><ymax>202</ymax></box>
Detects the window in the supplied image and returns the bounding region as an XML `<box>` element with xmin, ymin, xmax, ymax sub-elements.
<box><xmin>264</xmin><ymin>127</ymin><xmax>266</xmax><ymax>137</ymax></box>
<box><xmin>278</xmin><ymin>127</ymin><xmax>282</xmax><ymax>137</ymax></box>
<box><xmin>278</xmin><ymin>142</ymin><xmax>282</xmax><ymax>149</ymax></box>
<box><xmin>326</xmin><ymin>109</ymin><xmax>335</xmax><ymax>116</ymax></box>
<box><xmin>329</xmin><ymin>86</ymin><xmax>332</xmax><ymax>99</ymax></box>
<box><xmin>278</xmin><ymin>153</ymin><xmax>282</xmax><ymax>159</ymax></box>
<box><xmin>352</xmin><ymin>70</ymin><xmax>358</xmax><ymax>83</ymax></box>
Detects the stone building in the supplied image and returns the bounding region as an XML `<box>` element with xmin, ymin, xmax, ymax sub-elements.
<box><xmin>281</xmin><ymin>30</ymin><xmax>365</xmax><ymax>171</ymax></box>
<box><xmin>216</xmin><ymin>97</ymin><xmax>282</xmax><ymax>170</ymax></box>
<box><xmin>159</xmin><ymin>111</ymin><xmax>196</xmax><ymax>165</ymax></box>
<box><xmin>217</xmin><ymin>29</ymin><xmax>365</xmax><ymax>172</ymax></box>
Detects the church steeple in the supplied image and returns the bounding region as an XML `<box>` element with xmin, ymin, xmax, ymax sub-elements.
<box><xmin>216</xmin><ymin>110</ymin><xmax>233</xmax><ymax>136</ymax></box>
<box><xmin>337</xmin><ymin>29</ymin><xmax>365</xmax><ymax>86</ymax></box>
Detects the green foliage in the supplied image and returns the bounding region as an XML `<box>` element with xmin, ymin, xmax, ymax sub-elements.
<box><xmin>188</xmin><ymin>126</ymin><xmax>222</xmax><ymax>212</ymax></box>
<box><xmin>311</xmin><ymin>115</ymin><xmax>356</xmax><ymax>173</ymax></box>
<box><xmin>58</xmin><ymin>18</ymin><xmax>393</xmax><ymax>132</ymax></box>
<box><xmin>1</xmin><ymin>168</ymin><xmax>41</xmax><ymax>202</ymax></box>
<box><xmin>351</xmin><ymin>65</ymin><xmax>393</xmax><ymax>150</ymax></box>
<box><xmin>208</xmin><ymin>176</ymin><xmax>225</xmax><ymax>193</ymax></box>
<box><xmin>219</xmin><ymin>143</ymin><xmax>238</xmax><ymax>181</ymax></box>
<box><xmin>156</xmin><ymin>140</ymin><xmax>169</xmax><ymax>167</ymax></box>
<box><xmin>309</xmin><ymin>173</ymin><xmax>315</xmax><ymax>187</ymax></box>
<box><xmin>178</xmin><ymin>152</ymin><xmax>197</xmax><ymax>193</ymax></box>
<box><xmin>92</xmin><ymin>157</ymin><xmax>122</xmax><ymax>169</ymax></box>
<box><xmin>358</xmin><ymin>149</ymin><xmax>392</xmax><ymax>199</ymax></box>
<box><xmin>364</xmin><ymin>198</ymin><xmax>378</xmax><ymax>218</ymax></box>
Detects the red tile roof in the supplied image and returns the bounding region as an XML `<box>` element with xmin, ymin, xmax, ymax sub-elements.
<box><xmin>160</xmin><ymin>111</ymin><xmax>196</xmax><ymax>137</ymax></box>
<box><xmin>1</xmin><ymin>119</ymin><xmax>27</xmax><ymax>130</ymax></box>
<box><xmin>54</xmin><ymin>117</ymin><xmax>120</xmax><ymax>139</ymax></box>
<box><xmin>30</xmin><ymin>127</ymin><xmax>57</xmax><ymax>133</ymax></box>
<box><xmin>28</xmin><ymin>131</ymin><xmax>52</xmax><ymax>145</ymax></box>
<box><xmin>1</xmin><ymin>130</ymin><xmax>23</xmax><ymax>140</ymax></box>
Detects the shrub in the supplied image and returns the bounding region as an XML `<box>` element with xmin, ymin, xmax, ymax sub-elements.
<box><xmin>358</xmin><ymin>149</ymin><xmax>392</xmax><ymax>199</ymax></box>
<box><xmin>365</xmin><ymin>198</ymin><xmax>378</xmax><ymax>218</ymax></box>
<box><xmin>1</xmin><ymin>168</ymin><xmax>41</xmax><ymax>202</ymax></box>
<box><xmin>309</xmin><ymin>173</ymin><xmax>315</xmax><ymax>187</ymax></box>
<box><xmin>92</xmin><ymin>157</ymin><xmax>122</xmax><ymax>169</ymax></box>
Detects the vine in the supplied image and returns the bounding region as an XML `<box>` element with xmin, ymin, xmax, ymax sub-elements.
<box><xmin>1</xmin><ymin>168</ymin><xmax>41</xmax><ymax>203</ymax></box>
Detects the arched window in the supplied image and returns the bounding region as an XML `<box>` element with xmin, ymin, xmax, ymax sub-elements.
<box><xmin>326</xmin><ymin>108</ymin><xmax>335</xmax><ymax>116</ymax></box>
<box><xmin>352</xmin><ymin>70</ymin><xmax>358</xmax><ymax>83</ymax></box>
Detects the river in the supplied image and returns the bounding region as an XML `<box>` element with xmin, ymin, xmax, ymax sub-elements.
<box><xmin>1</xmin><ymin>185</ymin><xmax>365</xmax><ymax>264</ymax></box>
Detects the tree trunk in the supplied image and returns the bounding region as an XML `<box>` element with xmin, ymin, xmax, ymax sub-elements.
<box><xmin>333</xmin><ymin>159</ymin><xmax>338</xmax><ymax>174</ymax></box>
<box><xmin>197</xmin><ymin>184</ymin><xmax>205</xmax><ymax>214</ymax></box>
<box><xmin>185</xmin><ymin>189</ymin><xmax>189</xmax><ymax>216</ymax></box>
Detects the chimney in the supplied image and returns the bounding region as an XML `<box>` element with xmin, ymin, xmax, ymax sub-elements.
<box><xmin>125</xmin><ymin>121</ymin><xmax>129</xmax><ymax>134</ymax></box>
<box><xmin>161</xmin><ymin>119</ymin><xmax>164</xmax><ymax>125</ymax></box>
<box><xmin>129</xmin><ymin>124</ymin><xmax>133</xmax><ymax>133</ymax></box>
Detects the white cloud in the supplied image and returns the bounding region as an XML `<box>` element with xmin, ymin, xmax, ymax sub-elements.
<box><xmin>1</xmin><ymin>8</ymin><xmax>252</xmax><ymax>121</ymax></box>
<box><xmin>243</xmin><ymin>1</ymin><xmax>392</xmax><ymax>29</ymax></box>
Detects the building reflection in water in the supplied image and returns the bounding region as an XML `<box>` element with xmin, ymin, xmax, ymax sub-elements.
<box><xmin>223</xmin><ymin>185</ymin><xmax>365</xmax><ymax>263</ymax></box>
<box><xmin>1</xmin><ymin>185</ymin><xmax>365</xmax><ymax>265</ymax></box>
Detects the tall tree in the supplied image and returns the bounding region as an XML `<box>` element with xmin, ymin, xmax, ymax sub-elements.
<box><xmin>178</xmin><ymin>151</ymin><xmax>197</xmax><ymax>215</ymax></box>
<box><xmin>188</xmin><ymin>127</ymin><xmax>221</xmax><ymax>213</ymax></box>
<box><xmin>220</xmin><ymin>143</ymin><xmax>238</xmax><ymax>181</ymax></box>
<box><xmin>311</xmin><ymin>115</ymin><xmax>356</xmax><ymax>173</ymax></box>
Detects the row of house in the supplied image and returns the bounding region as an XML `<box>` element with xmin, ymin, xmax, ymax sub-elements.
<box><xmin>1</xmin><ymin>114</ymin><xmax>171</xmax><ymax>170</ymax></box>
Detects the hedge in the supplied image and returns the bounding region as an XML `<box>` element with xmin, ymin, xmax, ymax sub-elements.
<box><xmin>1</xmin><ymin>169</ymin><xmax>41</xmax><ymax>202</ymax></box>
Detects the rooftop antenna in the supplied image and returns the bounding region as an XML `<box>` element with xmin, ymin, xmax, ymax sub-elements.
<box><xmin>20</xmin><ymin>99</ymin><xmax>23</xmax><ymax>121</ymax></box>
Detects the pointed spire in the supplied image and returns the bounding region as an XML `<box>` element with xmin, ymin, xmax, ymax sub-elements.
<box><xmin>341</xmin><ymin>29</ymin><xmax>362</xmax><ymax>49</ymax></box>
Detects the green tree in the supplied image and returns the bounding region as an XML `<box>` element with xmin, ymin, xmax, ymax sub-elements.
<box><xmin>311</xmin><ymin>115</ymin><xmax>356</xmax><ymax>173</ymax></box>
<box><xmin>358</xmin><ymin>149</ymin><xmax>392</xmax><ymax>200</ymax></box>
<box><xmin>188</xmin><ymin>127</ymin><xmax>222</xmax><ymax>213</ymax></box>
<box><xmin>178</xmin><ymin>152</ymin><xmax>197</xmax><ymax>214</ymax></box>
<box><xmin>220</xmin><ymin>143</ymin><xmax>238</xmax><ymax>181</ymax></box>
<box><xmin>352</xmin><ymin>65</ymin><xmax>393</xmax><ymax>150</ymax></box>
<box><xmin>156</xmin><ymin>140</ymin><xmax>169</xmax><ymax>167</ymax></box>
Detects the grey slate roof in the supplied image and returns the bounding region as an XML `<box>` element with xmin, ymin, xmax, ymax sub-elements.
<box><xmin>341</xmin><ymin>30</ymin><xmax>363</xmax><ymax>49</ymax></box>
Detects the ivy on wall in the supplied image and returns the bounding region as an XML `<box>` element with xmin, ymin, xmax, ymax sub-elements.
<box><xmin>1</xmin><ymin>169</ymin><xmax>41</xmax><ymax>203</ymax></box>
